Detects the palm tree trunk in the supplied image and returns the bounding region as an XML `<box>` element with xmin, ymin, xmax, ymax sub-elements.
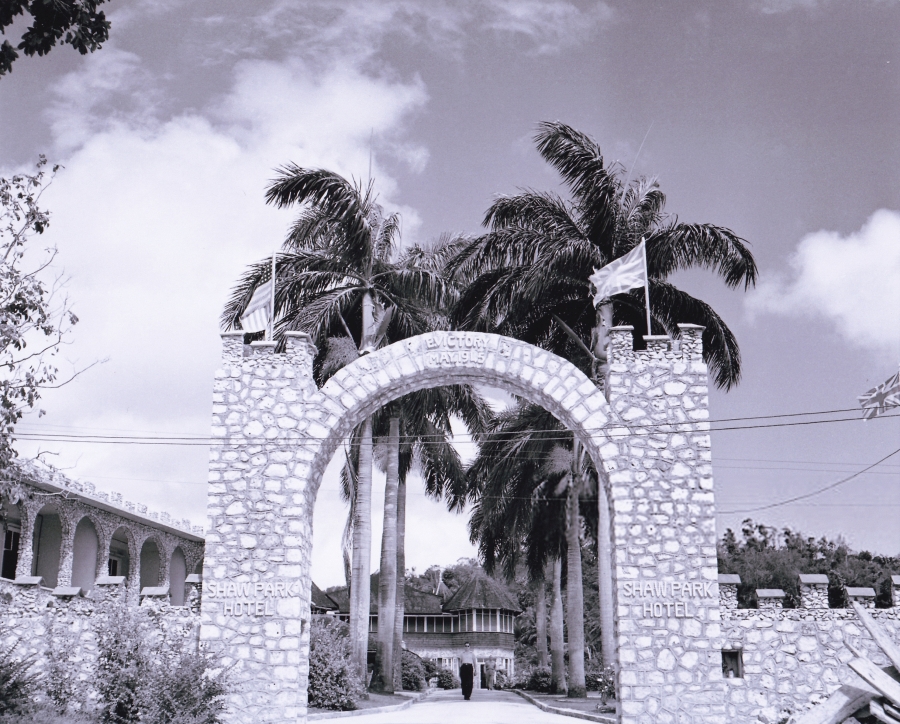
<box><xmin>590</xmin><ymin>302</ymin><xmax>614</xmax><ymax>383</ymax></box>
<box><xmin>549</xmin><ymin>557</ymin><xmax>567</xmax><ymax>694</ymax></box>
<box><xmin>393</xmin><ymin>474</ymin><xmax>407</xmax><ymax>690</ymax></box>
<box><xmin>534</xmin><ymin>574</ymin><xmax>549</xmax><ymax>668</ymax></box>
<box><xmin>350</xmin><ymin>415</ymin><xmax>374</xmax><ymax>688</ymax></box>
<box><xmin>597</xmin><ymin>477</ymin><xmax>616</xmax><ymax>670</ymax></box>
<box><xmin>371</xmin><ymin>417</ymin><xmax>400</xmax><ymax>692</ymax></box>
<box><xmin>566</xmin><ymin>473</ymin><xmax>586</xmax><ymax>698</ymax></box>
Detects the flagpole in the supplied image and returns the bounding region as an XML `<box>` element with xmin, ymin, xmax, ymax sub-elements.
<box><xmin>269</xmin><ymin>251</ymin><xmax>276</xmax><ymax>341</ymax></box>
<box><xmin>641</xmin><ymin>237</ymin><xmax>652</xmax><ymax>336</ymax></box>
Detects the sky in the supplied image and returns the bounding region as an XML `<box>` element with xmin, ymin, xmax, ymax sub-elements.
<box><xmin>1</xmin><ymin>0</ymin><xmax>898</xmax><ymax>588</ymax></box>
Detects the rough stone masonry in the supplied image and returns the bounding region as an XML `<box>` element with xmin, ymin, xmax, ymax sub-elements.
<box><xmin>201</xmin><ymin>325</ymin><xmax>726</xmax><ymax>724</ymax></box>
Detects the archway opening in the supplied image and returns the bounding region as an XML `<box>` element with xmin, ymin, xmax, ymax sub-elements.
<box><xmin>304</xmin><ymin>334</ymin><xmax>616</xmax><ymax>695</ymax></box>
<box><xmin>108</xmin><ymin>526</ymin><xmax>131</xmax><ymax>579</ymax></box>
<box><xmin>140</xmin><ymin>539</ymin><xmax>161</xmax><ymax>590</ymax></box>
<box><xmin>31</xmin><ymin>503</ymin><xmax>63</xmax><ymax>588</ymax></box>
<box><xmin>71</xmin><ymin>517</ymin><xmax>99</xmax><ymax>591</ymax></box>
<box><xmin>170</xmin><ymin>546</ymin><xmax>187</xmax><ymax>605</ymax></box>
<box><xmin>0</xmin><ymin>500</ymin><xmax>22</xmax><ymax>580</ymax></box>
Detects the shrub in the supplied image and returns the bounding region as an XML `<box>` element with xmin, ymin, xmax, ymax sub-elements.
<box><xmin>94</xmin><ymin>604</ymin><xmax>152</xmax><ymax>724</ymax></box>
<box><xmin>493</xmin><ymin>670</ymin><xmax>509</xmax><ymax>690</ymax></box>
<box><xmin>0</xmin><ymin>626</ymin><xmax>39</xmax><ymax>717</ymax></box>
<box><xmin>142</xmin><ymin>649</ymin><xmax>229</xmax><ymax>724</ymax></box>
<box><xmin>400</xmin><ymin>650</ymin><xmax>427</xmax><ymax>691</ymax></box>
<box><xmin>93</xmin><ymin>602</ymin><xmax>228</xmax><ymax>724</ymax></box>
<box><xmin>525</xmin><ymin>665</ymin><xmax>552</xmax><ymax>693</ymax></box>
<box><xmin>308</xmin><ymin>617</ymin><xmax>363</xmax><ymax>711</ymax></box>
<box><xmin>585</xmin><ymin>661</ymin><xmax>615</xmax><ymax>700</ymax></box>
<box><xmin>435</xmin><ymin>669</ymin><xmax>460</xmax><ymax>690</ymax></box>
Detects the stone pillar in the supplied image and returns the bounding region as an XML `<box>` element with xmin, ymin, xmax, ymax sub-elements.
<box><xmin>128</xmin><ymin>535</ymin><xmax>142</xmax><ymax>605</ymax></box>
<box><xmin>14</xmin><ymin>500</ymin><xmax>40</xmax><ymax>579</ymax></box>
<box><xmin>96</xmin><ymin>523</ymin><xmax>114</xmax><ymax>584</ymax></box>
<box><xmin>200</xmin><ymin>331</ymin><xmax>318</xmax><ymax>724</ymax></box>
<box><xmin>718</xmin><ymin>574</ymin><xmax>740</xmax><ymax>611</ymax></box>
<box><xmin>798</xmin><ymin>574</ymin><xmax>829</xmax><ymax>609</ymax></box>
<box><xmin>892</xmin><ymin>575</ymin><xmax>900</xmax><ymax>608</ymax></box>
<box><xmin>55</xmin><ymin>506</ymin><xmax>76</xmax><ymax>587</ymax></box>
<box><xmin>756</xmin><ymin>589</ymin><xmax>785</xmax><ymax>609</ymax></box>
<box><xmin>847</xmin><ymin>587</ymin><xmax>876</xmax><ymax>609</ymax></box>
<box><xmin>606</xmin><ymin>324</ymin><xmax>726</xmax><ymax>724</ymax></box>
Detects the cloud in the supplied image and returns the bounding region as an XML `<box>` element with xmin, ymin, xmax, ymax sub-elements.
<box><xmin>747</xmin><ymin>209</ymin><xmax>900</xmax><ymax>360</ymax></box>
<box><xmin>13</xmin><ymin>55</ymin><xmax>428</xmax><ymax>528</ymax></box>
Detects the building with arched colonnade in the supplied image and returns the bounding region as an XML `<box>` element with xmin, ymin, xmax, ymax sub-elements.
<box><xmin>1</xmin><ymin>460</ymin><xmax>204</xmax><ymax>605</ymax></box>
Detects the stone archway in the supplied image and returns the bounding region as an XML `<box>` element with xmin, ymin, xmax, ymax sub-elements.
<box><xmin>200</xmin><ymin>327</ymin><xmax>725</xmax><ymax>724</ymax></box>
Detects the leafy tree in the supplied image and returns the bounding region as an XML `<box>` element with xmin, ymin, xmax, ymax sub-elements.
<box><xmin>718</xmin><ymin>519</ymin><xmax>898</xmax><ymax>609</ymax></box>
<box><xmin>1</xmin><ymin>0</ymin><xmax>111</xmax><ymax>76</ymax></box>
<box><xmin>0</xmin><ymin>158</ymin><xmax>80</xmax><ymax>484</ymax></box>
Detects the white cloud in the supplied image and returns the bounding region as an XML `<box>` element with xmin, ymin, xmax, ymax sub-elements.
<box><xmin>747</xmin><ymin>209</ymin><xmax>900</xmax><ymax>360</ymax></box>
<box><xmin>13</xmin><ymin>56</ymin><xmax>428</xmax><ymax>525</ymax></box>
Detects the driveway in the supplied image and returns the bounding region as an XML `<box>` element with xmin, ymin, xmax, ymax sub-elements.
<box><xmin>346</xmin><ymin>689</ymin><xmax>592</xmax><ymax>724</ymax></box>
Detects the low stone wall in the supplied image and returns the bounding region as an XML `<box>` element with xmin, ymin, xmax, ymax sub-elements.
<box><xmin>0</xmin><ymin>577</ymin><xmax>201</xmax><ymax>704</ymax></box>
<box><xmin>718</xmin><ymin>574</ymin><xmax>900</xmax><ymax>722</ymax></box>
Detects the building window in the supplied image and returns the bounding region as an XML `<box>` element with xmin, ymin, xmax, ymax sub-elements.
<box><xmin>722</xmin><ymin>650</ymin><xmax>743</xmax><ymax>679</ymax></box>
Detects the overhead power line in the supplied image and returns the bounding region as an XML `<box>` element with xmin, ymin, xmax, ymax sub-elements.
<box><xmin>719</xmin><ymin>446</ymin><xmax>900</xmax><ymax>515</ymax></box>
<box><xmin>12</xmin><ymin>411</ymin><xmax>899</xmax><ymax>446</ymax></box>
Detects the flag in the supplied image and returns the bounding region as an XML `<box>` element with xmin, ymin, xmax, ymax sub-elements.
<box><xmin>858</xmin><ymin>371</ymin><xmax>900</xmax><ymax>420</ymax></box>
<box><xmin>589</xmin><ymin>240</ymin><xmax>647</xmax><ymax>306</ymax></box>
<box><xmin>240</xmin><ymin>279</ymin><xmax>273</xmax><ymax>333</ymax></box>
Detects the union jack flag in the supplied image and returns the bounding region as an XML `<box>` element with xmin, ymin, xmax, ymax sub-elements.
<box><xmin>858</xmin><ymin>370</ymin><xmax>900</xmax><ymax>420</ymax></box>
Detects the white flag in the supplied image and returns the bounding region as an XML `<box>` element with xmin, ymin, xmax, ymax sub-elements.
<box><xmin>240</xmin><ymin>279</ymin><xmax>273</xmax><ymax>333</ymax></box>
<box><xmin>589</xmin><ymin>240</ymin><xmax>647</xmax><ymax>306</ymax></box>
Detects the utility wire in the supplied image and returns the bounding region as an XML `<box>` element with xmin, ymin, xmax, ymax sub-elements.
<box><xmin>719</xmin><ymin>446</ymin><xmax>900</xmax><ymax>515</ymax></box>
<box><xmin>11</xmin><ymin>412</ymin><xmax>900</xmax><ymax>446</ymax></box>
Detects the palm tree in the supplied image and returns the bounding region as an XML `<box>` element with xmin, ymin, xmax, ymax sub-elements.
<box><xmin>465</xmin><ymin>402</ymin><xmax>595</xmax><ymax>696</ymax></box>
<box><xmin>449</xmin><ymin>121</ymin><xmax>758</xmax><ymax>669</ymax></box>
<box><xmin>223</xmin><ymin>167</ymin><xmax>454</xmax><ymax>686</ymax></box>
<box><xmin>368</xmin><ymin>385</ymin><xmax>489</xmax><ymax>692</ymax></box>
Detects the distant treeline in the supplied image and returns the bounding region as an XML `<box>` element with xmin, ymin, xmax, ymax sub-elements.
<box><xmin>717</xmin><ymin>519</ymin><xmax>899</xmax><ymax>608</ymax></box>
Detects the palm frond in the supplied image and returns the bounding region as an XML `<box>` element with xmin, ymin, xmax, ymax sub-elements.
<box><xmin>647</xmin><ymin>222</ymin><xmax>758</xmax><ymax>289</ymax></box>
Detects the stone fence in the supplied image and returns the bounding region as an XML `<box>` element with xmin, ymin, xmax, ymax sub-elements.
<box><xmin>717</xmin><ymin>573</ymin><xmax>900</xmax><ymax>723</ymax></box>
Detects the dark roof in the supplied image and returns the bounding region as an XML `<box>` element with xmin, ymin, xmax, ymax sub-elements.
<box><xmin>442</xmin><ymin>574</ymin><xmax>520</xmax><ymax>613</ymax></box>
<box><xmin>311</xmin><ymin>582</ymin><xmax>339</xmax><ymax>611</ymax></box>
<box><xmin>327</xmin><ymin>573</ymin><xmax>458</xmax><ymax>615</ymax></box>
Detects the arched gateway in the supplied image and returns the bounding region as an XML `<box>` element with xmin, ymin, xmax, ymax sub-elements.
<box><xmin>201</xmin><ymin>326</ymin><xmax>726</xmax><ymax>724</ymax></box>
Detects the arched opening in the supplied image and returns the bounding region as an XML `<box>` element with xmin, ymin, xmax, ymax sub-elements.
<box><xmin>71</xmin><ymin>517</ymin><xmax>99</xmax><ymax>591</ymax></box>
<box><xmin>31</xmin><ymin>503</ymin><xmax>63</xmax><ymax>588</ymax></box>
<box><xmin>108</xmin><ymin>526</ymin><xmax>131</xmax><ymax>579</ymax></box>
<box><xmin>1</xmin><ymin>500</ymin><xmax>22</xmax><ymax>580</ymax></box>
<box><xmin>170</xmin><ymin>547</ymin><xmax>187</xmax><ymax>605</ymax></box>
<box><xmin>194</xmin><ymin>559</ymin><xmax>203</xmax><ymax>575</ymax></box>
<box><xmin>140</xmin><ymin>539</ymin><xmax>161</xmax><ymax>590</ymax></box>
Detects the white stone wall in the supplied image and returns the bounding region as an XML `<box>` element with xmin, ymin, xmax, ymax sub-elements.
<box><xmin>722</xmin><ymin>608</ymin><xmax>900</xmax><ymax>722</ymax></box>
<box><xmin>203</xmin><ymin>327</ymin><xmax>727</xmax><ymax>724</ymax></box>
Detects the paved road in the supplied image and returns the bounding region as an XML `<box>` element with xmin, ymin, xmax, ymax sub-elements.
<box><xmin>346</xmin><ymin>690</ymin><xmax>590</xmax><ymax>724</ymax></box>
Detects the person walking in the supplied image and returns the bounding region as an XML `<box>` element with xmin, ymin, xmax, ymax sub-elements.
<box><xmin>459</xmin><ymin>643</ymin><xmax>475</xmax><ymax>700</ymax></box>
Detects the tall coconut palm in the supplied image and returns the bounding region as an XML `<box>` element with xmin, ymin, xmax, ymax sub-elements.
<box><xmin>223</xmin><ymin>167</ymin><xmax>454</xmax><ymax>686</ymax></box>
<box><xmin>450</xmin><ymin>122</ymin><xmax>757</xmax><ymax>668</ymax></box>
<box><xmin>465</xmin><ymin>402</ymin><xmax>595</xmax><ymax>696</ymax></box>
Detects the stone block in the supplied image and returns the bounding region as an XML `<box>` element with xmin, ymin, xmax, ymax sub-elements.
<box><xmin>51</xmin><ymin>586</ymin><xmax>84</xmax><ymax>597</ymax></box>
<box><xmin>756</xmin><ymin>590</ymin><xmax>785</xmax><ymax>610</ymax></box>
